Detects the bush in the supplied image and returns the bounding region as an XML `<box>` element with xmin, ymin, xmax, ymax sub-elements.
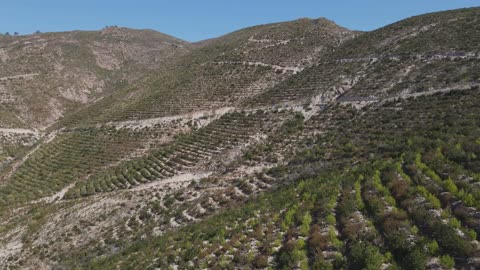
<box><xmin>468</xmin><ymin>229</ymin><xmax>477</xmax><ymax>240</ymax></box>
<box><xmin>402</xmin><ymin>248</ymin><xmax>427</xmax><ymax>270</ymax></box>
<box><xmin>349</xmin><ymin>242</ymin><xmax>384</xmax><ymax>270</ymax></box>
<box><xmin>432</xmin><ymin>222</ymin><xmax>473</xmax><ymax>257</ymax></box>
<box><xmin>449</xmin><ymin>217</ymin><xmax>461</xmax><ymax>229</ymax></box>
<box><xmin>282</xmin><ymin>207</ymin><xmax>297</xmax><ymax>230</ymax></box>
<box><xmin>439</xmin><ymin>255</ymin><xmax>455</xmax><ymax>268</ymax></box>
<box><xmin>427</xmin><ymin>240</ymin><xmax>439</xmax><ymax>255</ymax></box>
<box><xmin>326</xmin><ymin>214</ymin><xmax>336</xmax><ymax>225</ymax></box>
<box><xmin>354</xmin><ymin>180</ymin><xmax>365</xmax><ymax>210</ymax></box>
<box><xmin>443</xmin><ymin>178</ymin><xmax>458</xmax><ymax>193</ymax></box>
<box><xmin>299</xmin><ymin>212</ymin><xmax>312</xmax><ymax>237</ymax></box>
<box><xmin>253</xmin><ymin>254</ymin><xmax>268</xmax><ymax>268</ymax></box>
<box><xmin>312</xmin><ymin>257</ymin><xmax>333</xmax><ymax>270</ymax></box>
<box><xmin>308</xmin><ymin>225</ymin><xmax>330</xmax><ymax>255</ymax></box>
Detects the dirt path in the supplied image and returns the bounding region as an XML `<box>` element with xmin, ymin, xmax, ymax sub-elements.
<box><xmin>0</xmin><ymin>239</ymin><xmax>22</xmax><ymax>265</ymax></box>
<box><xmin>337</xmin><ymin>83</ymin><xmax>479</xmax><ymax>109</ymax></box>
<box><xmin>2</xmin><ymin>130</ymin><xmax>58</xmax><ymax>180</ymax></box>
<box><xmin>216</xmin><ymin>61</ymin><xmax>303</xmax><ymax>74</ymax></box>
<box><xmin>0</xmin><ymin>128</ymin><xmax>38</xmax><ymax>135</ymax></box>
<box><xmin>337</xmin><ymin>51</ymin><xmax>480</xmax><ymax>64</ymax></box>
<box><xmin>33</xmin><ymin>182</ymin><xmax>76</xmax><ymax>204</ymax></box>
<box><xmin>108</xmin><ymin>107</ymin><xmax>235</xmax><ymax>130</ymax></box>
<box><xmin>248</xmin><ymin>37</ymin><xmax>291</xmax><ymax>44</ymax></box>
<box><xmin>382</xmin><ymin>83</ymin><xmax>479</xmax><ymax>103</ymax></box>
<box><xmin>0</xmin><ymin>73</ymin><xmax>39</xmax><ymax>81</ymax></box>
<box><xmin>131</xmin><ymin>172</ymin><xmax>212</xmax><ymax>191</ymax></box>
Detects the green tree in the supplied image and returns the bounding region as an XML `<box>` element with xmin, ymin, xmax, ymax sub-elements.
<box><xmin>402</xmin><ymin>248</ymin><xmax>427</xmax><ymax>270</ymax></box>
<box><xmin>350</xmin><ymin>242</ymin><xmax>384</xmax><ymax>270</ymax></box>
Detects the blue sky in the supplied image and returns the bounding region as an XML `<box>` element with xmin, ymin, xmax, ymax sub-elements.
<box><xmin>1</xmin><ymin>0</ymin><xmax>479</xmax><ymax>41</ymax></box>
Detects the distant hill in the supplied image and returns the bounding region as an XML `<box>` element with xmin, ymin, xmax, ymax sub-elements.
<box><xmin>0</xmin><ymin>27</ymin><xmax>190</xmax><ymax>129</ymax></box>
<box><xmin>55</xmin><ymin>17</ymin><xmax>355</xmax><ymax>127</ymax></box>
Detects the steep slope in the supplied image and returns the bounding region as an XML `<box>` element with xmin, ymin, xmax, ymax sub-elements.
<box><xmin>57</xmin><ymin>18</ymin><xmax>355</xmax><ymax>126</ymax></box>
<box><xmin>247</xmin><ymin>7</ymin><xmax>480</xmax><ymax>107</ymax></box>
<box><xmin>0</xmin><ymin>7</ymin><xmax>479</xmax><ymax>270</ymax></box>
<box><xmin>0</xmin><ymin>27</ymin><xmax>190</xmax><ymax>174</ymax></box>
<box><xmin>0</xmin><ymin>27</ymin><xmax>190</xmax><ymax>130</ymax></box>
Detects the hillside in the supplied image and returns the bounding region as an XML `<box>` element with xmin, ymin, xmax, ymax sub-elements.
<box><xmin>0</xmin><ymin>27</ymin><xmax>190</xmax><ymax>171</ymax></box>
<box><xmin>0</xmin><ymin>7</ymin><xmax>480</xmax><ymax>270</ymax></box>
<box><xmin>0</xmin><ymin>27</ymin><xmax>189</xmax><ymax>130</ymax></box>
<box><xmin>247</xmin><ymin>8</ymin><xmax>480</xmax><ymax>107</ymax></box>
<box><xmin>55</xmin><ymin>17</ymin><xmax>355</xmax><ymax>127</ymax></box>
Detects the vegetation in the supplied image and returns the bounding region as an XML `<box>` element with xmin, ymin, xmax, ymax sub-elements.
<box><xmin>1</xmin><ymin>6</ymin><xmax>480</xmax><ymax>270</ymax></box>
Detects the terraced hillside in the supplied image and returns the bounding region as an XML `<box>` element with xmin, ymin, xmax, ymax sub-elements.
<box><xmin>0</xmin><ymin>7</ymin><xmax>479</xmax><ymax>270</ymax></box>
<box><xmin>0</xmin><ymin>27</ymin><xmax>190</xmax><ymax>129</ymax></box>
<box><xmin>60</xmin><ymin>81</ymin><xmax>480</xmax><ymax>270</ymax></box>
<box><xmin>246</xmin><ymin>7</ymin><xmax>480</xmax><ymax>108</ymax></box>
<box><xmin>64</xmin><ymin>109</ymin><xmax>292</xmax><ymax>198</ymax></box>
<box><xmin>57</xmin><ymin>18</ymin><xmax>354</xmax><ymax>126</ymax></box>
<box><xmin>0</xmin><ymin>27</ymin><xmax>190</xmax><ymax>180</ymax></box>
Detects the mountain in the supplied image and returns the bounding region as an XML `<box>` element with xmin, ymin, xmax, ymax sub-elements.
<box><xmin>0</xmin><ymin>27</ymin><xmax>190</xmax><ymax>130</ymax></box>
<box><xmin>55</xmin><ymin>17</ymin><xmax>354</xmax><ymax>127</ymax></box>
<box><xmin>0</xmin><ymin>7</ymin><xmax>480</xmax><ymax>270</ymax></box>
<box><xmin>247</xmin><ymin>7</ymin><xmax>480</xmax><ymax>107</ymax></box>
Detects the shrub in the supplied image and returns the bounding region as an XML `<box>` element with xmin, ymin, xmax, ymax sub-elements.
<box><xmin>354</xmin><ymin>180</ymin><xmax>365</xmax><ymax>210</ymax></box>
<box><xmin>396</xmin><ymin>161</ymin><xmax>412</xmax><ymax>183</ymax></box>
<box><xmin>439</xmin><ymin>255</ymin><xmax>455</xmax><ymax>268</ymax></box>
<box><xmin>468</xmin><ymin>229</ymin><xmax>477</xmax><ymax>240</ymax></box>
<box><xmin>312</xmin><ymin>257</ymin><xmax>333</xmax><ymax>270</ymax></box>
<box><xmin>349</xmin><ymin>242</ymin><xmax>384</xmax><ymax>270</ymax></box>
<box><xmin>329</xmin><ymin>227</ymin><xmax>342</xmax><ymax>249</ymax></box>
<box><xmin>449</xmin><ymin>217</ymin><xmax>461</xmax><ymax>229</ymax></box>
<box><xmin>385</xmin><ymin>195</ymin><xmax>396</xmax><ymax>206</ymax></box>
<box><xmin>253</xmin><ymin>255</ymin><xmax>268</xmax><ymax>268</ymax></box>
<box><xmin>416</xmin><ymin>186</ymin><xmax>441</xmax><ymax>209</ymax></box>
<box><xmin>427</xmin><ymin>240</ymin><xmax>439</xmax><ymax>255</ymax></box>
<box><xmin>299</xmin><ymin>212</ymin><xmax>312</xmax><ymax>237</ymax></box>
<box><xmin>326</xmin><ymin>214</ymin><xmax>336</xmax><ymax>225</ymax></box>
<box><xmin>415</xmin><ymin>153</ymin><xmax>442</xmax><ymax>182</ymax></box>
<box><xmin>402</xmin><ymin>248</ymin><xmax>427</xmax><ymax>270</ymax></box>
<box><xmin>432</xmin><ymin>222</ymin><xmax>473</xmax><ymax>257</ymax></box>
<box><xmin>308</xmin><ymin>225</ymin><xmax>329</xmax><ymax>254</ymax></box>
<box><xmin>282</xmin><ymin>207</ymin><xmax>297</xmax><ymax>230</ymax></box>
<box><xmin>443</xmin><ymin>178</ymin><xmax>458</xmax><ymax>193</ymax></box>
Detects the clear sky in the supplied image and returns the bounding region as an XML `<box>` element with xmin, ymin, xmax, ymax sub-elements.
<box><xmin>1</xmin><ymin>0</ymin><xmax>479</xmax><ymax>42</ymax></box>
